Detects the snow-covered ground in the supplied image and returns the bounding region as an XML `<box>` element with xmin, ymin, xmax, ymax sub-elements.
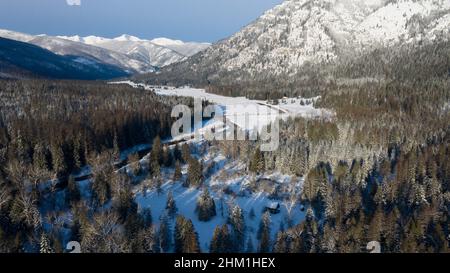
<box><xmin>106</xmin><ymin>81</ymin><xmax>318</xmax><ymax>251</ymax></box>
<box><xmin>110</xmin><ymin>81</ymin><xmax>333</xmax><ymax>135</ymax></box>
<box><xmin>37</xmin><ymin>81</ymin><xmax>319</xmax><ymax>252</ymax></box>
<box><xmin>134</xmin><ymin>151</ymin><xmax>305</xmax><ymax>252</ymax></box>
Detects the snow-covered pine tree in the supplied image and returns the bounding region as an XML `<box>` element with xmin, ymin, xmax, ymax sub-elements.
<box><xmin>149</xmin><ymin>136</ymin><xmax>162</xmax><ymax>177</ymax></box>
<box><xmin>173</xmin><ymin>144</ymin><xmax>182</xmax><ymax>162</ymax></box>
<box><xmin>249</xmin><ymin>147</ymin><xmax>265</xmax><ymax>174</ymax></box>
<box><xmin>228</xmin><ymin>205</ymin><xmax>245</xmax><ymax>251</ymax></box>
<box><xmin>173</xmin><ymin>160</ymin><xmax>182</xmax><ymax>181</ymax></box>
<box><xmin>273</xmin><ymin>231</ymin><xmax>290</xmax><ymax>253</ymax></box>
<box><xmin>67</xmin><ymin>175</ymin><xmax>81</xmax><ymax>206</ymax></box>
<box><xmin>298</xmin><ymin>208</ymin><xmax>318</xmax><ymax>253</ymax></box>
<box><xmin>159</xmin><ymin>214</ymin><xmax>172</xmax><ymax>252</ymax></box>
<box><xmin>140</xmin><ymin>207</ymin><xmax>153</xmax><ymax>228</ymax></box>
<box><xmin>33</xmin><ymin>142</ymin><xmax>48</xmax><ymax>171</ymax></box>
<box><xmin>112</xmin><ymin>131</ymin><xmax>120</xmax><ymax>163</ymax></box>
<box><xmin>51</xmin><ymin>142</ymin><xmax>66</xmax><ymax>176</ymax></box>
<box><xmin>166</xmin><ymin>191</ymin><xmax>178</xmax><ymax>217</ymax></box>
<box><xmin>181</xmin><ymin>143</ymin><xmax>191</xmax><ymax>163</ymax></box>
<box><xmin>196</xmin><ymin>189</ymin><xmax>216</xmax><ymax>222</ymax></box>
<box><xmin>40</xmin><ymin>233</ymin><xmax>54</xmax><ymax>254</ymax></box>
<box><xmin>187</xmin><ymin>158</ymin><xmax>203</xmax><ymax>187</ymax></box>
<box><xmin>210</xmin><ymin>225</ymin><xmax>222</xmax><ymax>253</ymax></box>
<box><xmin>210</xmin><ymin>224</ymin><xmax>233</xmax><ymax>253</ymax></box>
<box><xmin>163</xmin><ymin>145</ymin><xmax>173</xmax><ymax>167</ymax></box>
<box><xmin>141</xmin><ymin>226</ymin><xmax>160</xmax><ymax>253</ymax></box>
<box><xmin>174</xmin><ymin>215</ymin><xmax>200</xmax><ymax>253</ymax></box>
<box><xmin>257</xmin><ymin>211</ymin><xmax>271</xmax><ymax>253</ymax></box>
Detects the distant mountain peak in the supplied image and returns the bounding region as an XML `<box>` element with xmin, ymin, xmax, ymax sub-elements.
<box><xmin>114</xmin><ymin>34</ymin><xmax>143</xmax><ymax>42</ymax></box>
<box><xmin>151</xmin><ymin>37</ymin><xmax>185</xmax><ymax>46</ymax></box>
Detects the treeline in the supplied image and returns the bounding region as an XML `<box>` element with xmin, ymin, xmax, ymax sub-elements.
<box><xmin>138</xmin><ymin>38</ymin><xmax>450</xmax><ymax>101</ymax></box>
<box><xmin>213</xmin><ymin>77</ymin><xmax>450</xmax><ymax>252</ymax></box>
<box><xmin>0</xmin><ymin>80</ymin><xmax>192</xmax><ymax>178</ymax></box>
<box><xmin>275</xmin><ymin>134</ymin><xmax>450</xmax><ymax>253</ymax></box>
<box><xmin>0</xmin><ymin>79</ymin><xmax>187</xmax><ymax>252</ymax></box>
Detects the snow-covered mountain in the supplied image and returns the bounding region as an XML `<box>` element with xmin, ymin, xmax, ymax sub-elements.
<box><xmin>0</xmin><ymin>29</ymin><xmax>210</xmax><ymax>73</ymax></box>
<box><xmin>0</xmin><ymin>37</ymin><xmax>128</xmax><ymax>80</ymax></box>
<box><xmin>58</xmin><ymin>34</ymin><xmax>210</xmax><ymax>68</ymax></box>
<box><xmin>141</xmin><ymin>0</ymin><xmax>450</xmax><ymax>85</ymax></box>
<box><xmin>151</xmin><ymin>37</ymin><xmax>211</xmax><ymax>57</ymax></box>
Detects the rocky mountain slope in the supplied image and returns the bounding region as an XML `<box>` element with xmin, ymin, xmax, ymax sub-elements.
<box><xmin>0</xmin><ymin>37</ymin><xmax>127</xmax><ymax>80</ymax></box>
<box><xmin>138</xmin><ymin>0</ymin><xmax>450</xmax><ymax>91</ymax></box>
<box><xmin>59</xmin><ymin>34</ymin><xmax>210</xmax><ymax>68</ymax></box>
<box><xmin>0</xmin><ymin>29</ymin><xmax>210</xmax><ymax>74</ymax></box>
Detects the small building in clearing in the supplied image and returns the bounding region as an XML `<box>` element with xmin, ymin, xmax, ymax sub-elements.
<box><xmin>265</xmin><ymin>202</ymin><xmax>281</xmax><ymax>214</ymax></box>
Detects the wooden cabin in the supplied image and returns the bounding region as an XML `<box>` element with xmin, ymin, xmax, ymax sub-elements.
<box><xmin>265</xmin><ymin>202</ymin><xmax>281</xmax><ymax>214</ymax></box>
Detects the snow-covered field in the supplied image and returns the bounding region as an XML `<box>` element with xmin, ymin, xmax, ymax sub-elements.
<box><xmin>110</xmin><ymin>81</ymin><xmax>333</xmax><ymax>135</ymax></box>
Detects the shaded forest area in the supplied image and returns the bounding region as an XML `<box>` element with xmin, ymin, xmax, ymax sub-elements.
<box><xmin>235</xmin><ymin>79</ymin><xmax>450</xmax><ymax>253</ymax></box>
<box><xmin>139</xmin><ymin>40</ymin><xmax>450</xmax><ymax>101</ymax></box>
<box><xmin>0</xmin><ymin>80</ymin><xmax>190</xmax><ymax>178</ymax></box>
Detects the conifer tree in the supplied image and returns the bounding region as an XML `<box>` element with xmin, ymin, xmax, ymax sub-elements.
<box><xmin>173</xmin><ymin>144</ymin><xmax>182</xmax><ymax>162</ymax></box>
<box><xmin>33</xmin><ymin>143</ymin><xmax>48</xmax><ymax>171</ymax></box>
<box><xmin>187</xmin><ymin>158</ymin><xmax>203</xmax><ymax>187</ymax></box>
<box><xmin>273</xmin><ymin>231</ymin><xmax>290</xmax><ymax>253</ymax></box>
<box><xmin>249</xmin><ymin>147</ymin><xmax>265</xmax><ymax>174</ymax></box>
<box><xmin>73</xmin><ymin>136</ymin><xmax>82</xmax><ymax>170</ymax></box>
<box><xmin>113</xmin><ymin>131</ymin><xmax>120</xmax><ymax>162</ymax></box>
<box><xmin>138</xmin><ymin>226</ymin><xmax>160</xmax><ymax>253</ymax></box>
<box><xmin>298</xmin><ymin>208</ymin><xmax>318</xmax><ymax>253</ymax></box>
<box><xmin>181</xmin><ymin>143</ymin><xmax>191</xmax><ymax>163</ymax></box>
<box><xmin>166</xmin><ymin>191</ymin><xmax>178</xmax><ymax>217</ymax></box>
<box><xmin>174</xmin><ymin>216</ymin><xmax>200</xmax><ymax>253</ymax></box>
<box><xmin>140</xmin><ymin>207</ymin><xmax>153</xmax><ymax>229</ymax></box>
<box><xmin>173</xmin><ymin>160</ymin><xmax>182</xmax><ymax>181</ymax></box>
<box><xmin>209</xmin><ymin>225</ymin><xmax>223</xmax><ymax>253</ymax></box>
<box><xmin>128</xmin><ymin>153</ymin><xmax>141</xmax><ymax>176</ymax></box>
<box><xmin>229</xmin><ymin>205</ymin><xmax>245</xmax><ymax>251</ymax></box>
<box><xmin>92</xmin><ymin>171</ymin><xmax>111</xmax><ymax>206</ymax></box>
<box><xmin>196</xmin><ymin>189</ymin><xmax>216</xmax><ymax>222</ymax></box>
<box><xmin>210</xmin><ymin>224</ymin><xmax>233</xmax><ymax>253</ymax></box>
<box><xmin>257</xmin><ymin>211</ymin><xmax>271</xmax><ymax>253</ymax></box>
<box><xmin>16</xmin><ymin>130</ymin><xmax>31</xmax><ymax>164</ymax></box>
<box><xmin>51</xmin><ymin>142</ymin><xmax>66</xmax><ymax>176</ymax></box>
<box><xmin>40</xmin><ymin>233</ymin><xmax>54</xmax><ymax>254</ymax></box>
<box><xmin>67</xmin><ymin>175</ymin><xmax>81</xmax><ymax>206</ymax></box>
<box><xmin>162</xmin><ymin>145</ymin><xmax>173</xmax><ymax>167</ymax></box>
<box><xmin>150</xmin><ymin>136</ymin><xmax>162</xmax><ymax>177</ymax></box>
<box><xmin>159</xmin><ymin>214</ymin><xmax>172</xmax><ymax>252</ymax></box>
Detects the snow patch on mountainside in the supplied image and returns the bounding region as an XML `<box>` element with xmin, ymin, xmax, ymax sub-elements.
<box><xmin>60</xmin><ymin>34</ymin><xmax>210</xmax><ymax>67</ymax></box>
<box><xmin>175</xmin><ymin>0</ymin><xmax>450</xmax><ymax>78</ymax></box>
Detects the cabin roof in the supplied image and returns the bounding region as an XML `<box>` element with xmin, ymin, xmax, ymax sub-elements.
<box><xmin>267</xmin><ymin>202</ymin><xmax>280</xmax><ymax>210</ymax></box>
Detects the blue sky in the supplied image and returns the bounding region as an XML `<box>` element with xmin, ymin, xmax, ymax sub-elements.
<box><xmin>0</xmin><ymin>0</ymin><xmax>283</xmax><ymax>42</ymax></box>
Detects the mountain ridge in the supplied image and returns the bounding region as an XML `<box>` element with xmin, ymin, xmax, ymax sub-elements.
<box><xmin>0</xmin><ymin>29</ymin><xmax>210</xmax><ymax>73</ymax></box>
<box><xmin>0</xmin><ymin>37</ymin><xmax>128</xmax><ymax>80</ymax></box>
<box><xmin>136</xmin><ymin>0</ymin><xmax>450</xmax><ymax>94</ymax></box>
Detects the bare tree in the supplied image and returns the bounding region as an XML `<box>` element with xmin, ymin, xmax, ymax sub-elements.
<box><xmin>81</xmin><ymin>210</ymin><xmax>128</xmax><ymax>253</ymax></box>
<box><xmin>13</xmin><ymin>190</ymin><xmax>42</xmax><ymax>230</ymax></box>
<box><xmin>0</xmin><ymin>183</ymin><xmax>10</xmax><ymax>209</ymax></box>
